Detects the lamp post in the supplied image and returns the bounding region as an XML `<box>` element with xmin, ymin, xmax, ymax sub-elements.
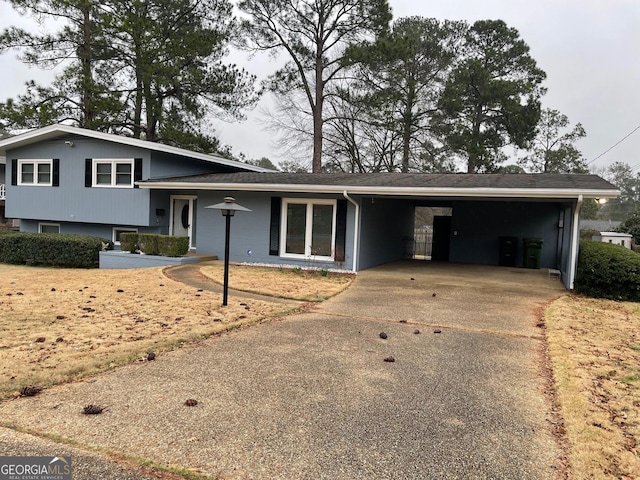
<box><xmin>205</xmin><ymin>197</ymin><xmax>251</xmax><ymax>306</ymax></box>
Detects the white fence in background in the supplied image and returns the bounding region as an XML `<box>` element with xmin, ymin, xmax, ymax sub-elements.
<box><xmin>412</xmin><ymin>228</ymin><xmax>433</xmax><ymax>259</ymax></box>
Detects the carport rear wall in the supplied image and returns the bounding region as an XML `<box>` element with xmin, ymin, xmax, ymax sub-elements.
<box><xmin>450</xmin><ymin>200</ymin><xmax>570</xmax><ymax>269</ymax></box>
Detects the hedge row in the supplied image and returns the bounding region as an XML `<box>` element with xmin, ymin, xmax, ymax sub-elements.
<box><xmin>0</xmin><ymin>231</ymin><xmax>110</xmax><ymax>268</ymax></box>
<box><xmin>575</xmin><ymin>240</ymin><xmax>640</xmax><ymax>301</ymax></box>
<box><xmin>120</xmin><ymin>233</ymin><xmax>189</xmax><ymax>257</ymax></box>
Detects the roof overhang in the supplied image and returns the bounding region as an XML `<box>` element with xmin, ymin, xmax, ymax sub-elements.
<box><xmin>137</xmin><ymin>181</ymin><xmax>620</xmax><ymax>200</ymax></box>
<box><xmin>0</xmin><ymin>124</ymin><xmax>274</xmax><ymax>173</ymax></box>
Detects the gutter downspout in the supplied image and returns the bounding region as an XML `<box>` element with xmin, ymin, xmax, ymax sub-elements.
<box><xmin>568</xmin><ymin>194</ymin><xmax>583</xmax><ymax>290</ymax></box>
<box><xmin>343</xmin><ymin>191</ymin><xmax>360</xmax><ymax>273</ymax></box>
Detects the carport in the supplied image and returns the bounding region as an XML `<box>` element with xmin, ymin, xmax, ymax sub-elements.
<box><xmin>140</xmin><ymin>172</ymin><xmax>619</xmax><ymax>289</ymax></box>
<box><xmin>357</xmin><ymin>196</ymin><xmax>574</xmax><ymax>272</ymax></box>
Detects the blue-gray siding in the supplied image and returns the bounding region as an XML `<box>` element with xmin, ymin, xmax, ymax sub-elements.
<box><xmin>194</xmin><ymin>191</ymin><xmax>356</xmax><ymax>271</ymax></box>
<box><xmin>5</xmin><ymin>135</ymin><xmax>232</xmax><ymax>229</ymax></box>
<box><xmin>449</xmin><ymin>200</ymin><xmax>567</xmax><ymax>269</ymax></box>
<box><xmin>6</xmin><ymin>136</ymin><xmax>151</xmax><ymax>225</ymax></box>
<box><xmin>358</xmin><ymin>198</ymin><xmax>414</xmax><ymax>270</ymax></box>
<box><xmin>19</xmin><ymin>219</ymin><xmax>162</xmax><ymax>240</ymax></box>
<box><xmin>149</xmin><ymin>151</ymin><xmax>236</xmax><ymax>179</ymax></box>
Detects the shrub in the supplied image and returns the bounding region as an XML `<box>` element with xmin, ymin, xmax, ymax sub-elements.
<box><xmin>575</xmin><ymin>240</ymin><xmax>640</xmax><ymax>301</ymax></box>
<box><xmin>119</xmin><ymin>233</ymin><xmax>138</xmax><ymax>253</ymax></box>
<box><xmin>617</xmin><ymin>216</ymin><xmax>640</xmax><ymax>244</ymax></box>
<box><xmin>119</xmin><ymin>233</ymin><xmax>189</xmax><ymax>257</ymax></box>
<box><xmin>0</xmin><ymin>233</ymin><xmax>108</xmax><ymax>268</ymax></box>
<box><xmin>138</xmin><ymin>234</ymin><xmax>160</xmax><ymax>255</ymax></box>
<box><xmin>157</xmin><ymin>235</ymin><xmax>189</xmax><ymax>257</ymax></box>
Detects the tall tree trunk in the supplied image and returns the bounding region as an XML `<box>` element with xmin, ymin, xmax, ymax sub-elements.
<box><xmin>401</xmin><ymin>81</ymin><xmax>416</xmax><ymax>173</ymax></box>
<box><xmin>143</xmin><ymin>81</ymin><xmax>158</xmax><ymax>141</ymax></box>
<box><xmin>79</xmin><ymin>6</ymin><xmax>94</xmax><ymax>129</ymax></box>
<box><xmin>312</xmin><ymin>105</ymin><xmax>323</xmax><ymax>173</ymax></box>
<box><xmin>468</xmin><ymin>105</ymin><xmax>483</xmax><ymax>173</ymax></box>
<box><xmin>312</xmin><ymin>40</ymin><xmax>324</xmax><ymax>173</ymax></box>
<box><xmin>133</xmin><ymin>75</ymin><xmax>143</xmax><ymax>138</ymax></box>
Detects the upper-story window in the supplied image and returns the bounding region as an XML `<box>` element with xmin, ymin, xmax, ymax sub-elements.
<box><xmin>92</xmin><ymin>159</ymin><xmax>135</xmax><ymax>188</ymax></box>
<box><xmin>18</xmin><ymin>159</ymin><xmax>53</xmax><ymax>186</ymax></box>
<box><xmin>85</xmin><ymin>158</ymin><xmax>142</xmax><ymax>189</ymax></box>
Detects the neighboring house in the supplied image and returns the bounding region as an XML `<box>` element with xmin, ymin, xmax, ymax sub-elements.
<box><xmin>580</xmin><ymin>219</ymin><xmax>621</xmax><ymax>233</ymax></box>
<box><xmin>592</xmin><ymin>232</ymin><xmax>633</xmax><ymax>249</ymax></box>
<box><xmin>0</xmin><ymin>124</ymin><xmax>620</xmax><ymax>290</ymax></box>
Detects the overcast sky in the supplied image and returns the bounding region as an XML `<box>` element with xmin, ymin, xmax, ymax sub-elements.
<box><xmin>0</xmin><ymin>0</ymin><xmax>638</xmax><ymax>172</ymax></box>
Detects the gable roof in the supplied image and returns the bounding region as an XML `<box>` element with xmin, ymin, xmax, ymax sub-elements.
<box><xmin>0</xmin><ymin>124</ymin><xmax>273</xmax><ymax>173</ymax></box>
<box><xmin>139</xmin><ymin>172</ymin><xmax>619</xmax><ymax>199</ymax></box>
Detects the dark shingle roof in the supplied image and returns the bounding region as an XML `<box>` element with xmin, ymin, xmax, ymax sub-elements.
<box><xmin>142</xmin><ymin>172</ymin><xmax>616</xmax><ymax>192</ymax></box>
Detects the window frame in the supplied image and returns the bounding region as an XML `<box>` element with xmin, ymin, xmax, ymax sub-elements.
<box><xmin>112</xmin><ymin>227</ymin><xmax>138</xmax><ymax>245</ymax></box>
<box><xmin>279</xmin><ymin>198</ymin><xmax>337</xmax><ymax>261</ymax></box>
<box><xmin>38</xmin><ymin>222</ymin><xmax>60</xmax><ymax>234</ymax></box>
<box><xmin>18</xmin><ymin>159</ymin><xmax>53</xmax><ymax>186</ymax></box>
<box><xmin>92</xmin><ymin>159</ymin><xmax>135</xmax><ymax>188</ymax></box>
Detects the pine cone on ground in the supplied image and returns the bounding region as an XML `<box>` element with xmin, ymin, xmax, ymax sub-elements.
<box><xmin>20</xmin><ymin>385</ymin><xmax>43</xmax><ymax>397</ymax></box>
<box><xmin>83</xmin><ymin>404</ymin><xmax>106</xmax><ymax>415</ymax></box>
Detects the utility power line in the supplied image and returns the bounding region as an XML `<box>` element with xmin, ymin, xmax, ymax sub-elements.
<box><xmin>586</xmin><ymin>124</ymin><xmax>640</xmax><ymax>166</ymax></box>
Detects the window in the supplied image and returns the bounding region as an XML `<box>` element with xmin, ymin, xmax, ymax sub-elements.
<box><xmin>113</xmin><ymin>227</ymin><xmax>138</xmax><ymax>244</ymax></box>
<box><xmin>18</xmin><ymin>160</ymin><xmax>53</xmax><ymax>186</ymax></box>
<box><xmin>92</xmin><ymin>159</ymin><xmax>135</xmax><ymax>187</ymax></box>
<box><xmin>38</xmin><ymin>223</ymin><xmax>60</xmax><ymax>234</ymax></box>
<box><xmin>280</xmin><ymin>199</ymin><xmax>336</xmax><ymax>260</ymax></box>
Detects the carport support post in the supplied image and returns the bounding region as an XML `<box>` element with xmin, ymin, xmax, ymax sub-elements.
<box><xmin>568</xmin><ymin>194</ymin><xmax>583</xmax><ymax>290</ymax></box>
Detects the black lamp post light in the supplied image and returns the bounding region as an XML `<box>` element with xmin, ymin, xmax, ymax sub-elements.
<box><xmin>205</xmin><ymin>197</ymin><xmax>251</xmax><ymax>306</ymax></box>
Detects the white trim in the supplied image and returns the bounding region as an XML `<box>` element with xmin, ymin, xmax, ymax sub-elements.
<box><xmin>568</xmin><ymin>195</ymin><xmax>583</xmax><ymax>290</ymax></box>
<box><xmin>170</xmin><ymin>195</ymin><xmax>197</xmax><ymax>249</ymax></box>
<box><xmin>280</xmin><ymin>198</ymin><xmax>337</xmax><ymax>261</ymax></box>
<box><xmin>0</xmin><ymin>124</ymin><xmax>273</xmax><ymax>172</ymax></box>
<box><xmin>342</xmin><ymin>191</ymin><xmax>360</xmax><ymax>273</ymax></box>
<box><xmin>17</xmin><ymin>159</ymin><xmax>53</xmax><ymax>186</ymax></box>
<box><xmin>92</xmin><ymin>158</ymin><xmax>134</xmax><ymax>188</ymax></box>
<box><xmin>38</xmin><ymin>222</ymin><xmax>60</xmax><ymax>233</ymax></box>
<box><xmin>138</xmin><ymin>181</ymin><xmax>620</xmax><ymax>200</ymax></box>
<box><xmin>112</xmin><ymin>227</ymin><xmax>138</xmax><ymax>244</ymax></box>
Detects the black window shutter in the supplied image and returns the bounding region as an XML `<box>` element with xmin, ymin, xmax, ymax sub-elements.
<box><xmin>133</xmin><ymin>158</ymin><xmax>142</xmax><ymax>188</ymax></box>
<box><xmin>335</xmin><ymin>199</ymin><xmax>348</xmax><ymax>262</ymax></box>
<box><xmin>52</xmin><ymin>158</ymin><xmax>60</xmax><ymax>186</ymax></box>
<box><xmin>85</xmin><ymin>159</ymin><xmax>92</xmax><ymax>187</ymax></box>
<box><xmin>11</xmin><ymin>159</ymin><xmax>17</xmax><ymax>185</ymax></box>
<box><xmin>269</xmin><ymin>197</ymin><xmax>281</xmax><ymax>256</ymax></box>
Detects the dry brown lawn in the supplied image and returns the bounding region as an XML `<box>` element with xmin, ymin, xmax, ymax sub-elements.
<box><xmin>0</xmin><ymin>264</ymin><xmax>304</xmax><ymax>401</ymax></box>
<box><xmin>200</xmin><ymin>263</ymin><xmax>354</xmax><ymax>301</ymax></box>
<box><xmin>546</xmin><ymin>295</ymin><xmax>640</xmax><ymax>479</ymax></box>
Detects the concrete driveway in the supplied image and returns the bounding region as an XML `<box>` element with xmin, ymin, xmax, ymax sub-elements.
<box><xmin>0</xmin><ymin>261</ymin><xmax>566</xmax><ymax>479</ymax></box>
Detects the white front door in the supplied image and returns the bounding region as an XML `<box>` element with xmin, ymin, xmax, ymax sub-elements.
<box><xmin>170</xmin><ymin>196</ymin><xmax>197</xmax><ymax>249</ymax></box>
